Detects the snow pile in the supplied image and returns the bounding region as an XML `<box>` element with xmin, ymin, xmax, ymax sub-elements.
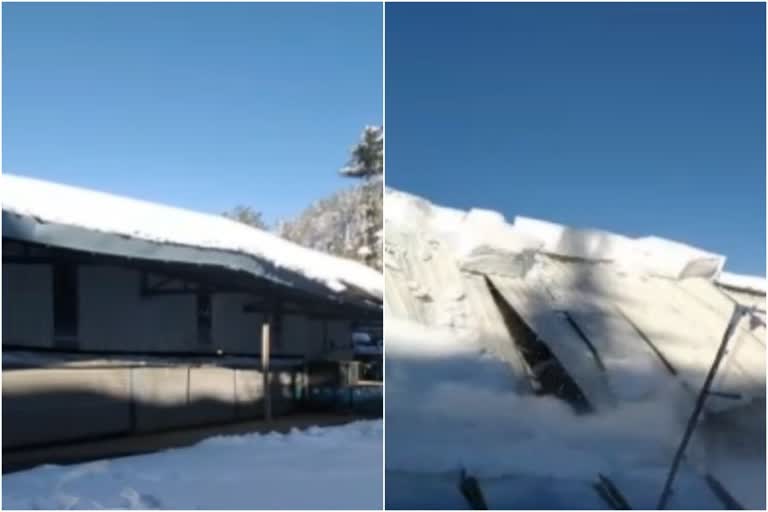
<box><xmin>513</xmin><ymin>217</ymin><xmax>726</xmax><ymax>279</ymax></box>
<box><xmin>385</xmin><ymin>319</ymin><xmax>765</xmax><ymax>509</ymax></box>
<box><xmin>385</xmin><ymin>319</ymin><xmax>686</xmax><ymax>480</ymax></box>
<box><xmin>717</xmin><ymin>271</ymin><xmax>767</xmax><ymax>295</ymax></box>
<box><xmin>385</xmin><ymin>190</ymin><xmax>539</xmax><ymax>264</ymax></box>
<box><xmin>1</xmin><ymin>174</ymin><xmax>383</xmax><ymax>300</ymax></box>
<box><xmin>3</xmin><ymin>420</ymin><xmax>383</xmax><ymax>510</ymax></box>
<box><xmin>385</xmin><ymin>188</ymin><xmax>744</xmax><ymax>282</ymax></box>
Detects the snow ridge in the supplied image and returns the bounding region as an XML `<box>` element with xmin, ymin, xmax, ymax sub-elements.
<box><xmin>1</xmin><ymin>174</ymin><xmax>383</xmax><ymax>300</ymax></box>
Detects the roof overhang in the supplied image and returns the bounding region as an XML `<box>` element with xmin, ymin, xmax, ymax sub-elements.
<box><xmin>3</xmin><ymin>210</ymin><xmax>382</xmax><ymax>316</ymax></box>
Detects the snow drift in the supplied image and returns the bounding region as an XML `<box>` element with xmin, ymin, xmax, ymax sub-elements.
<box><xmin>3</xmin><ymin>421</ymin><xmax>383</xmax><ymax>510</ymax></box>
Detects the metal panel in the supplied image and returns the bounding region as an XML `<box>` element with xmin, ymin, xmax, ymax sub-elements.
<box><xmin>3</xmin><ymin>212</ymin><xmax>381</xmax><ymax>308</ymax></box>
<box><xmin>490</xmin><ymin>275</ymin><xmax>617</xmax><ymax>411</ymax></box>
<box><xmin>2</xmin><ymin>263</ymin><xmax>54</xmax><ymax>347</ymax></box>
<box><xmin>560</xmin><ymin>264</ymin><xmax>763</xmax><ymax>412</ymax></box>
<box><xmin>547</xmin><ymin>286</ymin><xmax>678</xmax><ymax>403</ymax></box>
<box><xmin>3</xmin><ymin>368</ymin><xmax>132</xmax><ymax>447</ymax></box>
<box><xmin>461</xmin><ymin>273</ymin><xmax>529</xmax><ymax>381</ymax></box>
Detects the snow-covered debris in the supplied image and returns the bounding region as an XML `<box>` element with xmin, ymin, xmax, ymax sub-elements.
<box><xmin>512</xmin><ymin>217</ymin><xmax>726</xmax><ymax>279</ymax></box>
<box><xmin>3</xmin><ymin>420</ymin><xmax>382</xmax><ymax>510</ymax></box>
<box><xmin>385</xmin><ymin>188</ymin><xmax>734</xmax><ymax>281</ymax></box>
<box><xmin>386</xmin><ymin>319</ymin><xmax>685</xmax><ymax>481</ymax></box>
<box><xmin>628</xmin><ymin>236</ymin><xmax>725</xmax><ymax>279</ymax></box>
<box><xmin>717</xmin><ymin>271</ymin><xmax>767</xmax><ymax>295</ymax></box>
<box><xmin>384</xmin><ymin>188</ymin><xmax>765</xmax><ymax>509</ymax></box>
<box><xmin>1</xmin><ymin>174</ymin><xmax>382</xmax><ymax>301</ymax></box>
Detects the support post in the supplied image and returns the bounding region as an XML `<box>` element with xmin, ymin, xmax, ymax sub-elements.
<box><xmin>656</xmin><ymin>304</ymin><xmax>746</xmax><ymax>509</ymax></box>
<box><xmin>261</xmin><ymin>315</ymin><xmax>272</xmax><ymax>422</ymax></box>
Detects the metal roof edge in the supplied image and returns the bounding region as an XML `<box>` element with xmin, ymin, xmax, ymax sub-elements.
<box><xmin>2</xmin><ymin>211</ymin><xmax>382</xmax><ymax>310</ymax></box>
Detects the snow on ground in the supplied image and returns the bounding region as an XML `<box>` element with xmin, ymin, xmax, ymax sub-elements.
<box><xmin>383</xmin><ymin>319</ymin><xmax>763</xmax><ymax>509</ymax></box>
<box><xmin>3</xmin><ymin>421</ymin><xmax>382</xmax><ymax>510</ymax></box>
<box><xmin>385</xmin><ymin>319</ymin><xmax>685</xmax><ymax>480</ymax></box>
<box><xmin>1</xmin><ymin>174</ymin><xmax>382</xmax><ymax>299</ymax></box>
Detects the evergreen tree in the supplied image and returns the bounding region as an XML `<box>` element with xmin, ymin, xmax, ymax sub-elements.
<box><xmin>225</xmin><ymin>125</ymin><xmax>384</xmax><ymax>271</ymax></box>
<box><xmin>339</xmin><ymin>125</ymin><xmax>383</xmax><ymax>180</ymax></box>
<box><xmin>338</xmin><ymin>125</ymin><xmax>383</xmax><ymax>269</ymax></box>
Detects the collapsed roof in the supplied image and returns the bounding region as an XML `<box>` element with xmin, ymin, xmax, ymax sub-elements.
<box><xmin>1</xmin><ymin>174</ymin><xmax>383</xmax><ymax>310</ymax></box>
<box><xmin>385</xmin><ymin>188</ymin><xmax>766</xmax><ymax>412</ymax></box>
<box><xmin>385</xmin><ymin>188</ymin><xmax>766</xmax><ymax>509</ymax></box>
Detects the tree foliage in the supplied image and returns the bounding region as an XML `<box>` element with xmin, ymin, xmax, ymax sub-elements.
<box><xmin>224</xmin><ymin>125</ymin><xmax>383</xmax><ymax>271</ymax></box>
<box><xmin>278</xmin><ymin>179</ymin><xmax>382</xmax><ymax>270</ymax></box>
<box><xmin>222</xmin><ymin>205</ymin><xmax>267</xmax><ymax>230</ymax></box>
<box><xmin>339</xmin><ymin>125</ymin><xmax>383</xmax><ymax>180</ymax></box>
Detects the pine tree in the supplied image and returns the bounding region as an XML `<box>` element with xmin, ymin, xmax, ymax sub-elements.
<box><xmin>338</xmin><ymin>125</ymin><xmax>383</xmax><ymax>269</ymax></box>
<box><xmin>339</xmin><ymin>126</ymin><xmax>383</xmax><ymax>180</ymax></box>
<box><xmin>224</xmin><ymin>125</ymin><xmax>383</xmax><ymax>271</ymax></box>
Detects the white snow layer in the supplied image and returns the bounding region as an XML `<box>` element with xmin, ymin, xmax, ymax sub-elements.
<box><xmin>385</xmin><ymin>318</ymin><xmax>686</xmax><ymax>479</ymax></box>
<box><xmin>385</xmin><ymin>318</ymin><xmax>766</xmax><ymax>509</ymax></box>
<box><xmin>385</xmin><ymin>188</ymin><xmax>761</xmax><ymax>285</ymax></box>
<box><xmin>2</xmin><ymin>421</ymin><xmax>383</xmax><ymax>510</ymax></box>
<box><xmin>717</xmin><ymin>271</ymin><xmax>768</xmax><ymax>295</ymax></box>
<box><xmin>1</xmin><ymin>174</ymin><xmax>382</xmax><ymax>300</ymax></box>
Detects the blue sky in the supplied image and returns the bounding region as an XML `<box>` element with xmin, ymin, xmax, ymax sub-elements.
<box><xmin>3</xmin><ymin>2</ymin><xmax>382</xmax><ymax>226</ymax></box>
<box><xmin>386</xmin><ymin>3</ymin><xmax>765</xmax><ymax>275</ymax></box>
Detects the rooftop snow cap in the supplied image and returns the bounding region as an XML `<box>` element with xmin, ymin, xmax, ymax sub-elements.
<box><xmin>385</xmin><ymin>187</ymin><xmax>762</xmax><ymax>288</ymax></box>
<box><xmin>512</xmin><ymin>217</ymin><xmax>727</xmax><ymax>280</ymax></box>
<box><xmin>1</xmin><ymin>174</ymin><xmax>383</xmax><ymax>305</ymax></box>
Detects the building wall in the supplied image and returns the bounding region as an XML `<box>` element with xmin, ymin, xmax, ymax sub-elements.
<box><xmin>212</xmin><ymin>292</ymin><xmax>263</xmax><ymax>354</ymax></box>
<box><xmin>3</xmin><ymin>262</ymin><xmax>350</xmax><ymax>358</ymax></box>
<box><xmin>281</xmin><ymin>314</ymin><xmax>321</xmax><ymax>357</ymax></box>
<box><xmin>327</xmin><ymin>319</ymin><xmax>353</xmax><ymax>351</ymax></box>
<box><xmin>2</xmin><ymin>264</ymin><xmax>54</xmax><ymax>347</ymax></box>
<box><xmin>79</xmin><ymin>266</ymin><xmax>198</xmax><ymax>352</ymax></box>
<box><xmin>3</xmin><ymin>363</ymin><xmax>300</xmax><ymax>449</ymax></box>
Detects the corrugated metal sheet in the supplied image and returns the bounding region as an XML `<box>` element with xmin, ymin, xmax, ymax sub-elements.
<box><xmin>489</xmin><ymin>274</ymin><xmax>618</xmax><ymax>411</ymax></box>
<box><xmin>522</xmin><ymin>257</ymin><xmax>765</xmax><ymax>412</ymax></box>
<box><xmin>385</xmin><ymin>190</ymin><xmax>765</xmax><ymax>509</ymax></box>
<box><xmin>384</xmin><ymin>225</ymin><xmax>529</xmax><ymax>381</ymax></box>
<box><xmin>386</xmin><ymin>232</ymin><xmax>765</xmax><ymax>414</ymax></box>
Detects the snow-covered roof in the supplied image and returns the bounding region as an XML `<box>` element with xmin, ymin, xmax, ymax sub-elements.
<box><xmin>716</xmin><ymin>271</ymin><xmax>767</xmax><ymax>295</ymax></box>
<box><xmin>385</xmin><ymin>188</ymin><xmax>765</xmax><ymax>509</ymax></box>
<box><xmin>385</xmin><ymin>188</ymin><xmax>765</xmax><ymax>411</ymax></box>
<box><xmin>1</xmin><ymin>174</ymin><xmax>382</xmax><ymax>305</ymax></box>
<box><xmin>386</xmin><ymin>189</ymin><xmax>745</xmax><ymax>282</ymax></box>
